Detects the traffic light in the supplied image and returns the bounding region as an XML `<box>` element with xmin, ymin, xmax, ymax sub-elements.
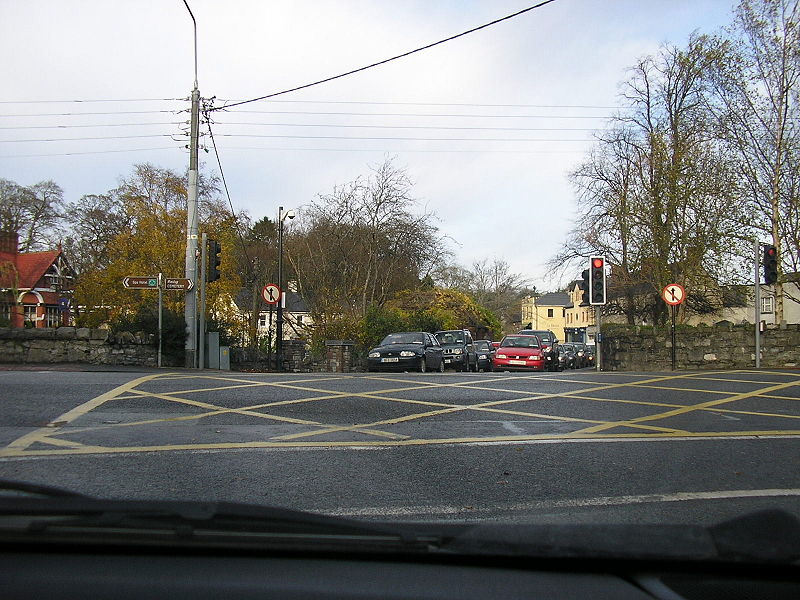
<box><xmin>763</xmin><ymin>244</ymin><xmax>778</xmax><ymax>285</ymax></box>
<box><xmin>207</xmin><ymin>239</ymin><xmax>221</xmax><ymax>282</ymax></box>
<box><xmin>580</xmin><ymin>269</ymin><xmax>590</xmax><ymax>305</ymax></box>
<box><xmin>589</xmin><ymin>256</ymin><xmax>606</xmax><ymax>305</ymax></box>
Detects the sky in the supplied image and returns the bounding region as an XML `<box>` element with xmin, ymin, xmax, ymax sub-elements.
<box><xmin>1</xmin><ymin>0</ymin><xmax>736</xmax><ymax>291</ymax></box>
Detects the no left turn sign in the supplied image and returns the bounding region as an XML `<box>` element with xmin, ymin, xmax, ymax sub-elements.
<box><xmin>261</xmin><ymin>283</ymin><xmax>281</xmax><ymax>305</ymax></box>
<box><xmin>662</xmin><ymin>283</ymin><xmax>685</xmax><ymax>306</ymax></box>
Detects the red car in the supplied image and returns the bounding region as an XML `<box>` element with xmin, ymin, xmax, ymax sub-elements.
<box><xmin>493</xmin><ymin>334</ymin><xmax>546</xmax><ymax>371</ymax></box>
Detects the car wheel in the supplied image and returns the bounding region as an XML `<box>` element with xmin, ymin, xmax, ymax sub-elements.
<box><xmin>419</xmin><ymin>356</ymin><xmax>427</xmax><ymax>373</ymax></box>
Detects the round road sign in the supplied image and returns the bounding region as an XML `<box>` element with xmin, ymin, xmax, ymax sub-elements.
<box><xmin>662</xmin><ymin>283</ymin><xmax>685</xmax><ymax>306</ymax></box>
<box><xmin>261</xmin><ymin>283</ymin><xmax>281</xmax><ymax>305</ymax></box>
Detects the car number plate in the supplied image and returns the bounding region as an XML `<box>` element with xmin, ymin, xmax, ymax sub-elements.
<box><xmin>444</xmin><ymin>359</ymin><xmax>452</xmax><ymax>364</ymax></box>
<box><xmin>381</xmin><ymin>357</ymin><xmax>399</xmax><ymax>363</ymax></box>
<box><xmin>509</xmin><ymin>359</ymin><xmax>527</xmax><ymax>365</ymax></box>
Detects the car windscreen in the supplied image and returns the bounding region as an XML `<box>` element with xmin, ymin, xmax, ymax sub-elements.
<box><xmin>435</xmin><ymin>331</ymin><xmax>464</xmax><ymax>344</ymax></box>
<box><xmin>380</xmin><ymin>333</ymin><xmax>424</xmax><ymax>345</ymax></box>
<box><xmin>501</xmin><ymin>336</ymin><xmax>540</xmax><ymax>348</ymax></box>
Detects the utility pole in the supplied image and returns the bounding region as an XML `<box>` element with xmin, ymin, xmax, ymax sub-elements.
<box><xmin>276</xmin><ymin>206</ymin><xmax>285</xmax><ymax>372</ymax></box>
<box><xmin>183</xmin><ymin>1</ymin><xmax>200</xmax><ymax>368</ymax></box>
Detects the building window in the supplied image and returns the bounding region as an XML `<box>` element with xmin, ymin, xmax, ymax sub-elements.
<box><xmin>45</xmin><ymin>306</ymin><xmax>60</xmax><ymax>327</ymax></box>
<box><xmin>547</xmin><ymin>308</ymin><xmax>554</xmax><ymax>318</ymax></box>
<box><xmin>258</xmin><ymin>314</ymin><xmax>268</xmax><ymax>328</ymax></box>
<box><xmin>761</xmin><ymin>296</ymin><xmax>774</xmax><ymax>315</ymax></box>
<box><xmin>23</xmin><ymin>305</ymin><xmax>37</xmax><ymax>326</ymax></box>
<box><xmin>296</xmin><ymin>315</ymin><xmax>304</xmax><ymax>325</ymax></box>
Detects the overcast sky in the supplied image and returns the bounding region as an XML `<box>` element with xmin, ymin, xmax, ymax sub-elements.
<box><xmin>2</xmin><ymin>0</ymin><xmax>735</xmax><ymax>290</ymax></box>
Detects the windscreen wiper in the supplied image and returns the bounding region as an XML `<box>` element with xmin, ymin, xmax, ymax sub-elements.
<box><xmin>0</xmin><ymin>478</ymin><xmax>90</xmax><ymax>499</ymax></box>
<box><xmin>0</xmin><ymin>487</ymin><xmax>442</xmax><ymax>553</ymax></box>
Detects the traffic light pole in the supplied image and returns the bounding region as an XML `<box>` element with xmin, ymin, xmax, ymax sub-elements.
<box><xmin>199</xmin><ymin>233</ymin><xmax>207</xmax><ymax>371</ymax></box>
<box><xmin>595</xmin><ymin>305</ymin><xmax>601</xmax><ymax>372</ymax></box>
<box><xmin>755</xmin><ymin>239</ymin><xmax>761</xmax><ymax>369</ymax></box>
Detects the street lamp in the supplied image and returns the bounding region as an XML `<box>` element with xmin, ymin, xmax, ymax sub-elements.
<box><xmin>276</xmin><ymin>207</ymin><xmax>294</xmax><ymax>371</ymax></box>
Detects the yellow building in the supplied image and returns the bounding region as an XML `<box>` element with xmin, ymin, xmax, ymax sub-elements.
<box><xmin>563</xmin><ymin>281</ymin><xmax>597</xmax><ymax>343</ymax></box>
<box><xmin>520</xmin><ymin>292</ymin><xmax>570</xmax><ymax>336</ymax></box>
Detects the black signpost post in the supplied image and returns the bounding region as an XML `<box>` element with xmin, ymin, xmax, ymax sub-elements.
<box><xmin>662</xmin><ymin>284</ymin><xmax>685</xmax><ymax>371</ymax></box>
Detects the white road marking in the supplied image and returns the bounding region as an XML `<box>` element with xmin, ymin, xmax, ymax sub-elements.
<box><xmin>323</xmin><ymin>488</ymin><xmax>800</xmax><ymax>518</ymax></box>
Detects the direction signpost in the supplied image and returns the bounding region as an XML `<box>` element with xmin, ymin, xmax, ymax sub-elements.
<box><xmin>122</xmin><ymin>276</ymin><xmax>159</xmax><ymax>289</ymax></box>
<box><xmin>122</xmin><ymin>275</ymin><xmax>194</xmax><ymax>368</ymax></box>
<box><xmin>662</xmin><ymin>283</ymin><xmax>686</xmax><ymax>371</ymax></box>
<box><xmin>164</xmin><ymin>278</ymin><xmax>194</xmax><ymax>291</ymax></box>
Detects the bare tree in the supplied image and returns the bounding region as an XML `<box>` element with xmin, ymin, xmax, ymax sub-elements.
<box><xmin>707</xmin><ymin>0</ymin><xmax>800</xmax><ymax>318</ymax></box>
<box><xmin>286</xmin><ymin>157</ymin><xmax>447</xmax><ymax>319</ymax></box>
<box><xmin>554</xmin><ymin>35</ymin><xmax>743</xmax><ymax>325</ymax></box>
<box><xmin>0</xmin><ymin>178</ymin><xmax>65</xmax><ymax>251</ymax></box>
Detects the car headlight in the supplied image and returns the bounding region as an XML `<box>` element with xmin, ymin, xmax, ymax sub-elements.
<box><xmin>578</xmin><ymin>351</ymin><xmax>584</xmax><ymax>356</ymax></box>
<box><xmin>368</xmin><ymin>352</ymin><xmax>380</xmax><ymax>358</ymax></box>
<box><xmin>543</xmin><ymin>347</ymin><xmax>551</xmax><ymax>353</ymax></box>
<box><xmin>399</xmin><ymin>351</ymin><xmax>416</xmax><ymax>357</ymax></box>
<box><xmin>451</xmin><ymin>348</ymin><xmax>462</xmax><ymax>354</ymax></box>
<box><xmin>478</xmin><ymin>354</ymin><xmax>487</xmax><ymax>359</ymax></box>
<box><xmin>496</xmin><ymin>353</ymin><xmax>506</xmax><ymax>359</ymax></box>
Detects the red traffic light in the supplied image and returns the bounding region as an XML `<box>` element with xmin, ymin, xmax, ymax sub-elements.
<box><xmin>767</xmin><ymin>247</ymin><xmax>776</xmax><ymax>256</ymax></box>
<box><xmin>592</xmin><ymin>258</ymin><xmax>604</xmax><ymax>269</ymax></box>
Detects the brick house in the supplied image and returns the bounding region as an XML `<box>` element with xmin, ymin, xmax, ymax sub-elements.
<box><xmin>0</xmin><ymin>231</ymin><xmax>75</xmax><ymax>328</ymax></box>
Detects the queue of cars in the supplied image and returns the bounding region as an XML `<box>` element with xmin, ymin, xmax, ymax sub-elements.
<box><xmin>366</xmin><ymin>328</ymin><xmax>595</xmax><ymax>373</ymax></box>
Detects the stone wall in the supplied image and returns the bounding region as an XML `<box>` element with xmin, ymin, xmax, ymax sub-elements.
<box><xmin>324</xmin><ymin>340</ymin><xmax>356</xmax><ymax>372</ymax></box>
<box><xmin>601</xmin><ymin>323</ymin><xmax>800</xmax><ymax>371</ymax></box>
<box><xmin>0</xmin><ymin>327</ymin><xmax>158</xmax><ymax>366</ymax></box>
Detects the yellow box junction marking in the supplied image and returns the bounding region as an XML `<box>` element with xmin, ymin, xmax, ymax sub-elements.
<box><xmin>1</xmin><ymin>369</ymin><xmax>799</xmax><ymax>458</ymax></box>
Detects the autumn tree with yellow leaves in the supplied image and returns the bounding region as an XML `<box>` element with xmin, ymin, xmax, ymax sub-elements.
<box><xmin>67</xmin><ymin>163</ymin><xmax>244</xmax><ymax>328</ymax></box>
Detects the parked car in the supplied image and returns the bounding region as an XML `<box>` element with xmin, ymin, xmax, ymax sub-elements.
<box><xmin>585</xmin><ymin>343</ymin><xmax>596</xmax><ymax>368</ymax></box>
<box><xmin>559</xmin><ymin>343</ymin><xmax>577</xmax><ymax>369</ymax></box>
<box><xmin>367</xmin><ymin>332</ymin><xmax>444</xmax><ymax>373</ymax></box>
<box><xmin>517</xmin><ymin>329</ymin><xmax>562</xmax><ymax>371</ymax></box>
<box><xmin>493</xmin><ymin>334</ymin><xmax>546</xmax><ymax>371</ymax></box>
<box><xmin>573</xmin><ymin>342</ymin><xmax>589</xmax><ymax>368</ymax></box>
<box><xmin>435</xmin><ymin>329</ymin><xmax>477</xmax><ymax>372</ymax></box>
<box><xmin>474</xmin><ymin>340</ymin><xmax>495</xmax><ymax>372</ymax></box>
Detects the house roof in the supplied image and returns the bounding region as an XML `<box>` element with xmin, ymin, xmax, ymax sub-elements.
<box><xmin>0</xmin><ymin>249</ymin><xmax>61</xmax><ymax>290</ymax></box>
<box><xmin>534</xmin><ymin>292</ymin><xmax>571</xmax><ymax>307</ymax></box>
<box><xmin>17</xmin><ymin>250</ymin><xmax>60</xmax><ymax>288</ymax></box>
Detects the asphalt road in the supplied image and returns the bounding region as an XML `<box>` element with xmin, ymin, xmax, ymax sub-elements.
<box><xmin>1</xmin><ymin>367</ymin><xmax>799</xmax><ymax>525</ymax></box>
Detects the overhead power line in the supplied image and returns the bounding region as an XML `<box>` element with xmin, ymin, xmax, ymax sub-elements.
<box><xmin>212</xmin><ymin>0</ymin><xmax>558</xmax><ymax>111</ymax></box>
<box><xmin>0</xmin><ymin>98</ymin><xmax>182</xmax><ymax>104</ymax></box>
<box><xmin>216</xmin><ymin>122</ymin><xmax>596</xmax><ymax>132</ymax></box>
<box><xmin>0</xmin><ymin>134</ymin><xmax>180</xmax><ymax>143</ymax></box>
<box><xmin>219</xmin><ymin>145</ymin><xmax>584</xmax><ymax>154</ymax></box>
<box><xmin>233</xmin><ymin>110</ymin><xmax>607</xmax><ymax>119</ymax></box>
<box><xmin>205</xmin><ymin>119</ymin><xmax>253</xmax><ymax>270</ymax></box>
<box><xmin>0</xmin><ymin>146</ymin><xmax>180</xmax><ymax>159</ymax></box>
<box><xmin>216</xmin><ymin>134</ymin><xmax>592</xmax><ymax>142</ymax></box>
<box><xmin>216</xmin><ymin>99</ymin><xmax>622</xmax><ymax>110</ymax></box>
<box><xmin>0</xmin><ymin>122</ymin><xmax>183</xmax><ymax>130</ymax></box>
<box><xmin>0</xmin><ymin>110</ymin><xmax>179</xmax><ymax>118</ymax></box>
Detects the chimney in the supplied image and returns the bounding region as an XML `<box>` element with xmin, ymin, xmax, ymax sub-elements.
<box><xmin>0</xmin><ymin>231</ymin><xmax>19</xmax><ymax>255</ymax></box>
